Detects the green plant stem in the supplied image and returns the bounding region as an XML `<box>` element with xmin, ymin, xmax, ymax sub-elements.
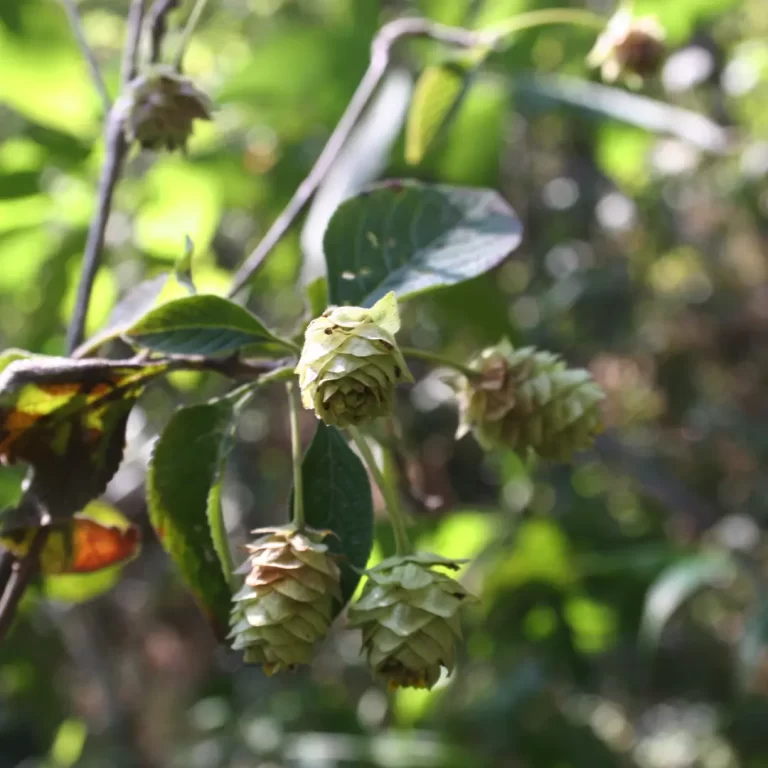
<box><xmin>349</xmin><ymin>427</ymin><xmax>411</xmax><ymax>555</ymax></box>
<box><xmin>485</xmin><ymin>8</ymin><xmax>605</xmax><ymax>41</ymax></box>
<box><xmin>459</xmin><ymin>8</ymin><xmax>606</xmax><ymax>70</ymax></box>
<box><xmin>222</xmin><ymin>365</ymin><xmax>296</xmax><ymax>407</ymax></box>
<box><xmin>255</xmin><ymin>364</ymin><xmax>298</xmax><ymax>387</ymax></box>
<box><xmin>400</xmin><ymin>347</ymin><xmax>477</xmax><ymax>379</ymax></box>
<box><xmin>174</xmin><ymin>0</ymin><xmax>209</xmax><ymax>70</ymax></box>
<box><xmin>287</xmin><ymin>382</ymin><xmax>305</xmax><ymax>530</ymax></box>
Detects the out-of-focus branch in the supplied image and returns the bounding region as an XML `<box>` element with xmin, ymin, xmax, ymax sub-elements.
<box><xmin>227</xmin><ymin>10</ymin><xmax>607</xmax><ymax>297</ymax></box>
<box><xmin>163</xmin><ymin>353</ymin><xmax>294</xmax><ymax>380</ymax></box>
<box><xmin>121</xmin><ymin>0</ymin><xmax>147</xmax><ymax>86</ymax></box>
<box><xmin>59</xmin><ymin>0</ymin><xmax>112</xmax><ymax>113</ymax></box>
<box><xmin>0</xmin><ymin>554</ymin><xmax>12</xmax><ymax>597</ymax></box>
<box><xmin>0</xmin><ymin>0</ymin><xmax>148</xmax><ymax>645</ymax></box>
<box><xmin>173</xmin><ymin>0</ymin><xmax>209</xmax><ymax>70</ymax></box>
<box><xmin>67</xmin><ymin>0</ymin><xmax>147</xmax><ymax>353</ymax></box>
<box><xmin>148</xmin><ymin>0</ymin><xmax>181</xmax><ymax>63</ymax></box>
<box><xmin>227</xmin><ymin>18</ymin><xmax>497</xmax><ymax>297</ymax></box>
<box><xmin>0</xmin><ymin>525</ymin><xmax>48</xmax><ymax>643</ymax></box>
<box><xmin>66</xmin><ymin>113</ymin><xmax>129</xmax><ymax>353</ymax></box>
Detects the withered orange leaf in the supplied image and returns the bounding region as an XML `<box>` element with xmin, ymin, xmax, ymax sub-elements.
<box><xmin>70</xmin><ymin>517</ymin><xmax>140</xmax><ymax>573</ymax></box>
<box><xmin>0</xmin><ymin>502</ymin><xmax>141</xmax><ymax>575</ymax></box>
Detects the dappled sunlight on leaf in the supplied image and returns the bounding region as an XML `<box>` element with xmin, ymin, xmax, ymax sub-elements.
<box><xmin>147</xmin><ymin>400</ymin><xmax>238</xmax><ymax>636</ymax></box>
<box><xmin>325</xmin><ymin>181</ymin><xmax>522</xmax><ymax>307</ymax></box>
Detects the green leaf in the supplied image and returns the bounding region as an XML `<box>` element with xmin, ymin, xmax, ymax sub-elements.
<box><xmin>640</xmin><ymin>554</ymin><xmax>738</xmax><ymax>650</ymax></box>
<box><xmin>125</xmin><ymin>294</ymin><xmax>281</xmax><ymax>356</ymax></box>
<box><xmin>147</xmin><ymin>400</ymin><xmax>237</xmax><ymax>638</ymax></box>
<box><xmin>306</xmin><ymin>276</ymin><xmax>329</xmax><ymax>318</ymax></box>
<box><xmin>44</xmin><ymin>566</ymin><xmax>123</xmax><ymax>604</ymax></box>
<box><xmin>75</xmin><ymin>274</ymin><xmax>170</xmax><ymax>357</ymax></box>
<box><xmin>324</xmin><ymin>181</ymin><xmax>523</xmax><ymax>307</ymax></box>
<box><xmin>405</xmin><ymin>58</ymin><xmax>479</xmax><ymax>166</ymax></box>
<box><xmin>300</xmin><ymin>423</ymin><xmax>373</xmax><ymax>611</ymax></box>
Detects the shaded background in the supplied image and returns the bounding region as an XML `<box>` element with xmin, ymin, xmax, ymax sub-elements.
<box><xmin>2</xmin><ymin>0</ymin><xmax>768</xmax><ymax>766</ymax></box>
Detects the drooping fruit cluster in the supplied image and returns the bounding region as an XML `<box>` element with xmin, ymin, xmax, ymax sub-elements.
<box><xmin>229</xmin><ymin>526</ymin><xmax>340</xmax><ymax>674</ymax></box>
<box><xmin>295</xmin><ymin>291</ymin><xmax>412</xmax><ymax>428</ymax></box>
<box><xmin>348</xmin><ymin>553</ymin><xmax>477</xmax><ymax>690</ymax></box>
<box><xmin>230</xmin><ymin>303</ymin><xmax>606</xmax><ymax>690</ymax></box>
<box><xmin>457</xmin><ymin>339</ymin><xmax>604</xmax><ymax>460</ymax></box>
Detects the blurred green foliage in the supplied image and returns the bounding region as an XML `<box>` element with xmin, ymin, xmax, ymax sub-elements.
<box><xmin>3</xmin><ymin>0</ymin><xmax>768</xmax><ymax>767</ymax></box>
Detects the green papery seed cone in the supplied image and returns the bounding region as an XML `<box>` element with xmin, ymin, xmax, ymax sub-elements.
<box><xmin>348</xmin><ymin>553</ymin><xmax>477</xmax><ymax>690</ymax></box>
<box><xmin>457</xmin><ymin>340</ymin><xmax>605</xmax><ymax>461</ymax></box>
<box><xmin>228</xmin><ymin>526</ymin><xmax>341</xmax><ymax>674</ymax></box>
<box><xmin>295</xmin><ymin>292</ymin><xmax>413</xmax><ymax>428</ymax></box>
<box><xmin>119</xmin><ymin>65</ymin><xmax>213</xmax><ymax>151</ymax></box>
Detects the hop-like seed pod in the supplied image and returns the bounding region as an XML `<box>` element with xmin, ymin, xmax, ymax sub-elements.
<box><xmin>348</xmin><ymin>553</ymin><xmax>476</xmax><ymax>690</ymax></box>
<box><xmin>295</xmin><ymin>291</ymin><xmax>413</xmax><ymax>428</ymax></box>
<box><xmin>119</xmin><ymin>65</ymin><xmax>213</xmax><ymax>151</ymax></box>
<box><xmin>456</xmin><ymin>340</ymin><xmax>604</xmax><ymax>461</ymax></box>
<box><xmin>587</xmin><ymin>8</ymin><xmax>666</xmax><ymax>85</ymax></box>
<box><xmin>229</xmin><ymin>526</ymin><xmax>341</xmax><ymax>674</ymax></box>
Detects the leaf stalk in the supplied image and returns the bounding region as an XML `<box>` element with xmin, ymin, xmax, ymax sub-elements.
<box><xmin>349</xmin><ymin>427</ymin><xmax>411</xmax><ymax>555</ymax></box>
<box><xmin>401</xmin><ymin>347</ymin><xmax>477</xmax><ymax>379</ymax></box>
<box><xmin>287</xmin><ymin>382</ymin><xmax>306</xmax><ymax>530</ymax></box>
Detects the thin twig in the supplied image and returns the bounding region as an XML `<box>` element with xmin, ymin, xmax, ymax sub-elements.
<box><xmin>68</xmin><ymin>0</ymin><xmax>146</xmax><ymax>353</ymax></box>
<box><xmin>148</xmin><ymin>0</ymin><xmax>181</xmax><ymax>63</ymax></box>
<box><xmin>173</xmin><ymin>0</ymin><xmax>209</xmax><ymax>71</ymax></box>
<box><xmin>0</xmin><ymin>553</ymin><xmax>12</xmax><ymax>593</ymax></box>
<box><xmin>163</xmin><ymin>353</ymin><xmax>292</xmax><ymax>380</ymax></box>
<box><xmin>59</xmin><ymin>0</ymin><xmax>112</xmax><ymax>114</ymax></box>
<box><xmin>66</xmin><ymin>113</ymin><xmax>129</xmax><ymax>353</ymax></box>
<box><xmin>0</xmin><ymin>527</ymin><xmax>48</xmax><ymax>642</ymax></box>
<box><xmin>401</xmin><ymin>346</ymin><xmax>477</xmax><ymax>378</ymax></box>
<box><xmin>227</xmin><ymin>18</ymin><xmax>496</xmax><ymax>297</ymax></box>
<box><xmin>121</xmin><ymin>0</ymin><xmax>147</xmax><ymax>86</ymax></box>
